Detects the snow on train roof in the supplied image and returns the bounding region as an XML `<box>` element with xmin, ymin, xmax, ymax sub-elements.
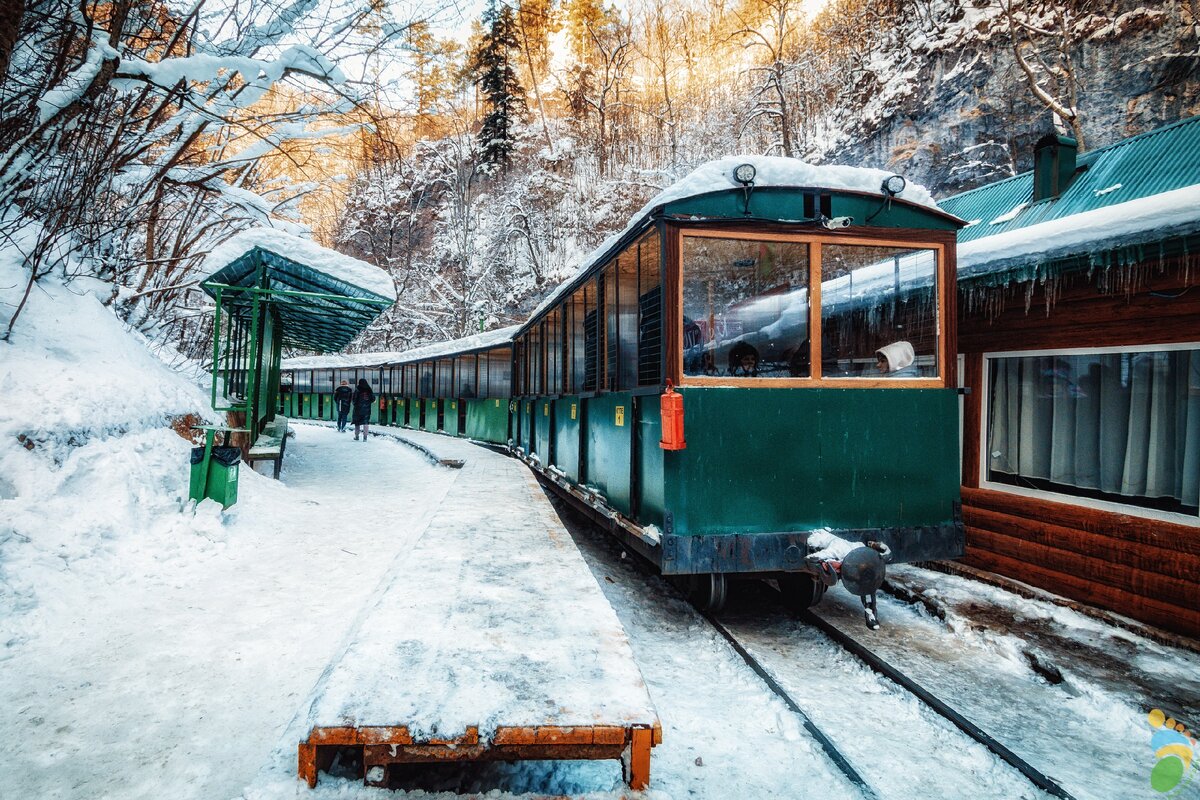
<box><xmin>527</xmin><ymin>155</ymin><xmax>940</xmax><ymax>322</ymax></box>
<box><xmin>282</xmin><ymin>324</ymin><xmax>520</xmax><ymax>370</ymax></box>
<box><xmin>204</xmin><ymin>227</ymin><xmax>397</xmax><ymax>300</ymax></box>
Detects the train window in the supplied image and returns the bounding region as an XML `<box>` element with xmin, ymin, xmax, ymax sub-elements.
<box><xmin>682</xmin><ymin>236</ymin><xmax>811</xmax><ymax>378</ymax></box>
<box><xmin>456</xmin><ymin>354</ymin><xmax>476</xmax><ymax>397</ymax></box>
<box><xmin>570</xmin><ymin>285</ymin><xmax>594</xmax><ymax>392</ymax></box>
<box><xmin>380</xmin><ymin>368</ymin><xmax>391</xmax><ymax>394</ymax></box>
<box><xmin>603</xmin><ymin>263</ymin><xmax>617</xmax><ymax>391</ymax></box>
<box><xmin>618</xmin><ymin>247</ymin><xmax>639</xmax><ymax>390</ymax></box>
<box><xmin>418</xmin><ymin>361</ymin><xmax>434</xmax><ymax>396</ymax></box>
<box><xmin>821</xmin><ymin>244</ymin><xmax>938</xmax><ymax>379</ymax></box>
<box><xmin>562</xmin><ymin>300</ymin><xmax>575</xmax><ymax>393</ymax></box>
<box><xmin>477</xmin><ymin>351</ymin><xmax>489</xmax><ymax>397</ymax></box>
<box><xmin>547</xmin><ymin>307</ymin><xmax>559</xmax><ymax>393</ymax></box>
<box><xmin>488</xmin><ymin>347</ymin><xmax>512</xmax><ymax>396</ymax></box>
<box><xmin>527</xmin><ymin>325</ymin><xmax>542</xmax><ymax>396</ymax></box>
<box><xmin>638</xmin><ymin>234</ymin><xmax>662</xmax><ymax>386</ymax></box>
<box><xmin>437</xmin><ymin>358</ymin><xmax>454</xmax><ymax>398</ymax></box>
<box><xmin>404</xmin><ymin>364</ymin><xmax>417</xmax><ymax>395</ymax></box>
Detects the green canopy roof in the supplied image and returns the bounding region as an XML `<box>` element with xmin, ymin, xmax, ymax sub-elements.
<box><xmin>202</xmin><ymin>233</ymin><xmax>395</xmax><ymax>353</ymax></box>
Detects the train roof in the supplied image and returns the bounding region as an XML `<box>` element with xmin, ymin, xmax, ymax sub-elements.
<box><xmin>521</xmin><ymin>156</ymin><xmax>961</xmax><ymax>334</ymax></box>
<box><xmin>282</xmin><ymin>324</ymin><xmax>519</xmax><ymax>370</ymax></box>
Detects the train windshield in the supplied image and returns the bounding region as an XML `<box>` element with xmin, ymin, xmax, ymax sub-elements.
<box><xmin>821</xmin><ymin>244</ymin><xmax>939</xmax><ymax>379</ymax></box>
<box><xmin>681</xmin><ymin>234</ymin><xmax>941</xmax><ymax>383</ymax></box>
<box><xmin>682</xmin><ymin>236</ymin><xmax>811</xmax><ymax>378</ymax></box>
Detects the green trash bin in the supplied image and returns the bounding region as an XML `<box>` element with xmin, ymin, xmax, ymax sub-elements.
<box><xmin>189</xmin><ymin>445</ymin><xmax>241</xmax><ymax>508</ymax></box>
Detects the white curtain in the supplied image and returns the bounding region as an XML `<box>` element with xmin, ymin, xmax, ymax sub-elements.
<box><xmin>988</xmin><ymin>350</ymin><xmax>1200</xmax><ymax>512</ymax></box>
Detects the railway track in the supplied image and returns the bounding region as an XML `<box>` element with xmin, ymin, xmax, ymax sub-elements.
<box><xmin>705</xmin><ymin>608</ymin><xmax>1079</xmax><ymax>800</ymax></box>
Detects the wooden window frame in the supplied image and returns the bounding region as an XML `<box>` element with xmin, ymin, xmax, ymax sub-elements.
<box><xmin>671</xmin><ymin>225</ymin><xmax>954</xmax><ymax>389</ymax></box>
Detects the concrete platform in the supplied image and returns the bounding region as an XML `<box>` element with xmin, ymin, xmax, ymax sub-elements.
<box><xmin>295</xmin><ymin>429</ymin><xmax>661</xmax><ymax>790</ymax></box>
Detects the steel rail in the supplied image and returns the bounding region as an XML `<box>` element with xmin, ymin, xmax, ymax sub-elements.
<box><xmin>704</xmin><ymin>613</ymin><xmax>882</xmax><ymax>800</ymax></box>
<box><xmin>801</xmin><ymin>610</ymin><xmax>1078</xmax><ymax>800</ymax></box>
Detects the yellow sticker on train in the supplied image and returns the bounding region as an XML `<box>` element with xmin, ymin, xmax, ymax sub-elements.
<box><xmin>615</xmin><ymin>406</ymin><xmax>625</xmax><ymax>426</ymax></box>
<box><xmin>495</xmin><ymin>399</ymin><xmax>500</xmax><ymax>407</ymax></box>
<box><xmin>570</xmin><ymin>403</ymin><xmax>577</xmax><ymax>420</ymax></box>
<box><xmin>543</xmin><ymin>403</ymin><xmax>549</xmax><ymax>416</ymax></box>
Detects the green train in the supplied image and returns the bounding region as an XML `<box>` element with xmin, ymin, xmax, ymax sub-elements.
<box><xmin>281</xmin><ymin>158</ymin><xmax>965</xmax><ymax>626</ymax></box>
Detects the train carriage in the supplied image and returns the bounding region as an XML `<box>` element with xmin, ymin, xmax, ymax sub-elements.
<box><xmin>282</xmin><ymin>157</ymin><xmax>966</xmax><ymax>625</ymax></box>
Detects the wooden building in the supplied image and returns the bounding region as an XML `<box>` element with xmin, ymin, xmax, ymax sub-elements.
<box><xmin>940</xmin><ymin>118</ymin><xmax>1200</xmax><ymax>638</ymax></box>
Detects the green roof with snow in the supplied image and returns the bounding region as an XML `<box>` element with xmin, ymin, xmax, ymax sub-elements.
<box><xmin>202</xmin><ymin>228</ymin><xmax>395</xmax><ymax>352</ymax></box>
<box><xmin>939</xmin><ymin>116</ymin><xmax>1200</xmax><ymax>282</ymax></box>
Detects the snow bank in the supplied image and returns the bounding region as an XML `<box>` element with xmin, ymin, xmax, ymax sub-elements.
<box><xmin>204</xmin><ymin>228</ymin><xmax>397</xmax><ymax>301</ymax></box>
<box><xmin>0</xmin><ymin>243</ymin><xmax>213</xmax><ymax>457</ymax></box>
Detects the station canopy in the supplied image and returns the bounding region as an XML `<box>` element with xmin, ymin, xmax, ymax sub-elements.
<box><xmin>202</xmin><ymin>228</ymin><xmax>397</xmax><ymax>352</ymax></box>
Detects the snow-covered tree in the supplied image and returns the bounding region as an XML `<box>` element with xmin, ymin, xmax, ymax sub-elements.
<box><xmin>472</xmin><ymin>0</ymin><xmax>526</xmax><ymax>171</ymax></box>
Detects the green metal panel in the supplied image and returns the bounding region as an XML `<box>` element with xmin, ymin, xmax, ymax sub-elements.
<box><xmin>583</xmin><ymin>393</ymin><xmax>633</xmax><ymax>516</ymax></box>
<box><xmin>636</xmin><ymin>400</ymin><xmax>666</xmax><ymax>529</ymax></box>
<box><xmin>553</xmin><ymin>397</ymin><xmax>581</xmax><ymax>482</ymax></box>
<box><xmin>663</xmin><ymin>387</ymin><xmax>960</xmax><ymax>536</ymax></box>
<box><xmin>427</xmin><ymin>399</ymin><xmax>443</xmax><ymax>432</ymax></box>
<box><xmin>661</xmin><ymin>187</ymin><xmax>960</xmax><ymax>231</ymax></box>
<box><xmin>466</xmin><ymin>398</ymin><xmax>509</xmax><ymax>443</ymax></box>
<box><xmin>320</xmin><ymin>394</ymin><xmax>334</xmax><ymax>421</ymax></box>
<box><xmin>523</xmin><ymin>400</ymin><xmax>536</xmax><ymax>453</ymax></box>
<box><xmin>535</xmin><ymin>398</ymin><xmax>553</xmax><ymax>460</ymax></box>
<box><xmin>444</xmin><ymin>399</ymin><xmax>460</xmax><ymax>436</ymax></box>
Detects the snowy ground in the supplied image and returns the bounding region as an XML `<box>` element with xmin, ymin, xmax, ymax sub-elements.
<box><xmin>0</xmin><ymin>425</ymin><xmax>457</xmax><ymax>800</ymax></box>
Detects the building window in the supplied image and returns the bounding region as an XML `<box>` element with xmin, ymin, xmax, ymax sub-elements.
<box><xmin>986</xmin><ymin>347</ymin><xmax>1200</xmax><ymax>517</ymax></box>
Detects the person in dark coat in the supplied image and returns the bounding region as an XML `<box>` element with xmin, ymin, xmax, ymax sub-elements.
<box><xmin>333</xmin><ymin>380</ymin><xmax>353</xmax><ymax>432</ymax></box>
<box><xmin>352</xmin><ymin>378</ymin><xmax>375</xmax><ymax>441</ymax></box>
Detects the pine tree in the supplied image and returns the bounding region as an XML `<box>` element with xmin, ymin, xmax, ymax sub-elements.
<box><xmin>472</xmin><ymin>0</ymin><xmax>526</xmax><ymax>171</ymax></box>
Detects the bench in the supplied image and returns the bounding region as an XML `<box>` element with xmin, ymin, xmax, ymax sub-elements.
<box><xmin>247</xmin><ymin>415</ymin><xmax>289</xmax><ymax>479</ymax></box>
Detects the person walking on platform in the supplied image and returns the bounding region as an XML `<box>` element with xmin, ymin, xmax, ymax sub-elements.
<box><xmin>334</xmin><ymin>380</ymin><xmax>353</xmax><ymax>433</ymax></box>
<box><xmin>352</xmin><ymin>378</ymin><xmax>375</xmax><ymax>441</ymax></box>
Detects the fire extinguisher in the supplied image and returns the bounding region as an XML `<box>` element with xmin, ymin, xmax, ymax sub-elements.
<box><xmin>659</xmin><ymin>381</ymin><xmax>686</xmax><ymax>450</ymax></box>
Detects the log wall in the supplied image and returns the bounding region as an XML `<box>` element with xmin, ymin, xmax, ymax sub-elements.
<box><xmin>958</xmin><ymin>267</ymin><xmax>1200</xmax><ymax>639</ymax></box>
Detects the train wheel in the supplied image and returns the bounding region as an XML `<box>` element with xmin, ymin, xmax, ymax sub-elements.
<box><xmin>779</xmin><ymin>573</ymin><xmax>826</xmax><ymax>613</ymax></box>
<box><xmin>679</xmin><ymin>573</ymin><xmax>727</xmax><ymax>613</ymax></box>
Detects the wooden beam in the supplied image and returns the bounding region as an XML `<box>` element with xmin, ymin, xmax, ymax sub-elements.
<box><xmin>627</xmin><ymin>727</ymin><xmax>653</xmax><ymax>790</ymax></box>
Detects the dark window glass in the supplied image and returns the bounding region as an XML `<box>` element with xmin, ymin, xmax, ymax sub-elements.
<box><xmin>682</xmin><ymin>236</ymin><xmax>810</xmax><ymax>378</ymax></box>
<box><xmin>404</xmin><ymin>364</ymin><xmax>417</xmax><ymax>395</ymax></box>
<box><xmin>530</xmin><ymin>323</ymin><xmax>544</xmax><ymax>395</ymax></box>
<box><xmin>488</xmin><ymin>347</ymin><xmax>512</xmax><ymax>396</ymax></box>
<box><xmin>638</xmin><ymin>234</ymin><xmax>662</xmax><ymax>386</ymax></box>
<box><xmin>546</xmin><ymin>309</ymin><xmax>562</xmax><ymax>394</ymax></box>
<box><xmin>570</xmin><ymin>286</ymin><xmax>591</xmax><ymax>392</ymax></box>
<box><xmin>604</xmin><ymin>264</ymin><xmax>617</xmax><ymax>390</ymax></box>
<box><xmin>581</xmin><ymin>284</ymin><xmax>599</xmax><ymax>392</ymax></box>
<box><xmin>456</xmin><ymin>354</ymin><xmax>476</xmax><ymax>397</ymax></box>
<box><xmin>821</xmin><ymin>244</ymin><xmax>938</xmax><ymax>379</ymax></box>
<box><xmin>295</xmin><ymin>370</ymin><xmax>311</xmax><ymax>392</ymax></box>
<box><xmin>987</xmin><ymin>349</ymin><xmax>1200</xmax><ymax>516</ymax></box>
<box><xmin>618</xmin><ymin>248</ymin><xmax>638</xmax><ymax>389</ymax></box>
<box><xmin>436</xmin><ymin>358</ymin><xmax>454</xmax><ymax>398</ymax></box>
<box><xmin>418</xmin><ymin>361</ymin><xmax>434</xmax><ymax>396</ymax></box>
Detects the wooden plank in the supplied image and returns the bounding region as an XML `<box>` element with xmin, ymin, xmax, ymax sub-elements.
<box><xmin>628</xmin><ymin>727</ymin><xmax>653</xmax><ymax>790</ymax></box>
<box><xmin>964</xmin><ymin>505</ymin><xmax>1200</xmax><ymax>583</ymax></box>
<box><xmin>592</xmin><ymin>726</ymin><xmax>625</xmax><ymax>745</ymax></box>
<box><xmin>307</xmin><ymin>726</ymin><xmax>361</xmax><ymax>745</ymax></box>
<box><xmin>298</xmin><ymin>743</ymin><xmax>318</xmax><ymax>789</ymax></box>
<box><xmin>962</xmin><ymin>547</ymin><xmax>1200</xmax><ymax>638</ymax></box>
<box><xmin>963</xmin><ymin>487</ymin><xmax>1200</xmax><ymax>557</ymax></box>
<box><xmin>960</xmin><ymin>353</ymin><xmax>983</xmax><ymax>488</ymax></box>
<box><xmin>966</xmin><ymin>525</ymin><xmax>1200</xmax><ymax>609</ymax></box>
<box><xmin>535</xmin><ymin>726</ymin><xmax>593</xmax><ymax>745</ymax></box>
<box><xmin>492</xmin><ymin>726</ymin><xmax>537</xmax><ymax>746</ymax></box>
<box><xmin>358</xmin><ymin>726</ymin><xmax>412</xmax><ymax>745</ymax></box>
